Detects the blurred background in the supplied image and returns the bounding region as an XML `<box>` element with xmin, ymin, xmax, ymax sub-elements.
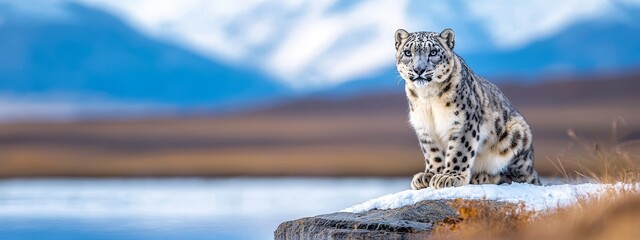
<box><xmin>0</xmin><ymin>0</ymin><xmax>639</xmax><ymax>239</ymax></box>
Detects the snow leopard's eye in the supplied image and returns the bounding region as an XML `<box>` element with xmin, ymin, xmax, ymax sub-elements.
<box><xmin>403</xmin><ymin>50</ymin><xmax>412</xmax><ymax>57</ymax></box>
<box><xmin>429</xmin><ymin>50</ymin><xmax>437</xmax><ymax>56</ymax></box>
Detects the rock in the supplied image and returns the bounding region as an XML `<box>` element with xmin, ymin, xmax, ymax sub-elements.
<box><xmin>274</xmin><ymin>200</ymin><xmax>461</xmax><ymax>240</ymax></box>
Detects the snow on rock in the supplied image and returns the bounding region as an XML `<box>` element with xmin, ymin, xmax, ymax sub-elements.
<box><xmin>342</xmin><ymin>183</ymin><xmax>640</xmax><ymax>213</ymax></box>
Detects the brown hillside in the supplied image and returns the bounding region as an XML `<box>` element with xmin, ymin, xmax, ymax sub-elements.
<box><xmin>0</xmin><ymin>72</ymin><xmax>638</xmax><ymax>177</ymax></box>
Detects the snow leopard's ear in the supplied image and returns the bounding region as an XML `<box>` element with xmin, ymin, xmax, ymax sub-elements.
<box><xmin>395</xmin><ymin>29</ymin><xmax>409</xmax><ymax>50</ymax></box>
<box><xmin>439</xmin><ymin>28</ymin><xmax>455</xmax><ymax>50</ymax></box>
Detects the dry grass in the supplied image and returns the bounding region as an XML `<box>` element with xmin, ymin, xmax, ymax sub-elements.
<box><xmin>431</xmin><ymin>199</ymin><xmax>534</xmax><ymax>240</ymax></box>
<box><xmin>430</xmin><ymin>125</ymin><xmax>640</xmax><ymax>240</ymax></box>
<box><xmin>431</xmin><ymin>189</ymin><xmax>640</xmax><ymax>240</ymax></box>
<box><xmin>548</xmin><ymin>119</ymin><xmax>640</xmax><ymax>183</ymax></box>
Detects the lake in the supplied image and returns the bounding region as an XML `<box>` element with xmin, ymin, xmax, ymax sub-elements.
<box><xmin>0</xmin><ymin>178</ymin><xmax>409</xmax><ymax>240</ymax></box>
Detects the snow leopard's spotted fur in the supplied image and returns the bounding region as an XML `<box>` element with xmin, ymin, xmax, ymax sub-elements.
<box><xmin>394</xmin><ymin>28</ymin><xmax>541</xmax><ymax>189</ymax></box>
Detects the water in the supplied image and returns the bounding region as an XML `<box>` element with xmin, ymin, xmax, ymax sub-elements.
<box><xmin>0</xmin><ymin>178</ymin><xmax>409</xmax><ymax>240</ymax></box>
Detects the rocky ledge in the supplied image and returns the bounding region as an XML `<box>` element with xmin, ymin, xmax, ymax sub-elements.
<box><xmin>275</xmin><ymin>200</ymin><xmax>464</xmax><ymax>240</ymax></box>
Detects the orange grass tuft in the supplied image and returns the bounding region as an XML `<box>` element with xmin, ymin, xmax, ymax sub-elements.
<box><xmin>561</xmin><ymin>118</ymin><xmax>640</xmax><ymax>183</ymax></box>
<box><xmin>431</xmin><ymin>199</ymin><xmax>533</xmax><ymax>240</ymax></box>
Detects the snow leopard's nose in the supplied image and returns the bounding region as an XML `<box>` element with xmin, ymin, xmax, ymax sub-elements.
<box><xmin>413</xmin><ymin>68</ymin><xmax>426</xmax><ymax>76</ymax></box>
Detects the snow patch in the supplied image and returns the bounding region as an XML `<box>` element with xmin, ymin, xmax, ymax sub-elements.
<box><xmin>341</xmin><ymin>183</ymin><xmax>640</xmax><ymax>213</ymax></box>
<box><xmin>0</xmin><ymin>93</ymin><xmax>173</xmax><ymax>122</ymax></box>
<box><xmin>0</xmin><ymin>178</ymin><xmax>408</xmax><ymax>218</ymax></box>
<box><xmin>466</xmin><ymin>0</ymin><xmax>614</xmax><ymax>49</ymax></box>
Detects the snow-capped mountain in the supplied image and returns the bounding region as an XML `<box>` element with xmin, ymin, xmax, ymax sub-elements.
<box><xmin>78</xmin><ymin>0</ymin><xmax>640</xmax><ymax>88</ymax></box>
<box><xmin>0</xmin><ymin>0</ymin><xmax>639</xmax><ymax>120</ymax></box>
<box><xmin>0</xmin><ymin>2</ymin><xmax>285</xmax><ymax>118</ymax></box>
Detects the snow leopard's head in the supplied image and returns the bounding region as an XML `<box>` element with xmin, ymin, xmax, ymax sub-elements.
<box><xmin>394</xmin><ymin>28</ymin><xmax>455</xmax><ymax>88</ymax></box>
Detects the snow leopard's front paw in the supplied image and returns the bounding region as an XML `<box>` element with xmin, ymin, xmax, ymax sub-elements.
<box><xmin>411</xmin><ymin>172</ymin><xmax>433</xmax><ymax>190</ymax></box>
<box><xmin>430</xmin><ymin>173</ymin><xmax>467</xmax><ymax>189</ymax></box>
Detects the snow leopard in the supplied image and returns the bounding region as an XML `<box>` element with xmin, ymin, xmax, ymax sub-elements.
<box><xmin>394</xmin><ymin>28</ymin><xmax>541</xmax><ymax>190</ymax></box>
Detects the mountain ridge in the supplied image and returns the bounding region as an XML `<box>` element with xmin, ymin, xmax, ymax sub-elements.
<box><xmin>0</xmin><ymin>3</ymin><xmax>285</xmax><ymax>109</ymax></box>
<box><xmin>0</xmin><ymin>1</ymin><xmax>639</xmax><ymax>119</ymax></box>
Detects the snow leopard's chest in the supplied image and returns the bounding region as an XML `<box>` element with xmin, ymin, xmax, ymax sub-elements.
<box><xmin>409</xmin><ymin>96</ymin><xmax>454</xmax><ymax>146</ymax></box>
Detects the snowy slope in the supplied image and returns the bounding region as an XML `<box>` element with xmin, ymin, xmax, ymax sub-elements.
<box><xmin>342</xmin><ymin>183</ymin><xmax>640</xmax><ymax>213</ymax></box>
